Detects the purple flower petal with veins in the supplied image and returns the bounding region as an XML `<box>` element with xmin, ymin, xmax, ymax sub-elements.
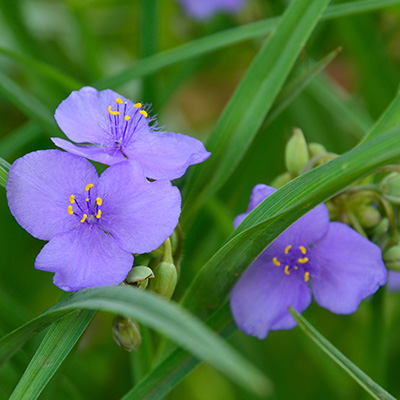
<box><xmin>230</xmin><ymin>185</ymin><xmax>387</xmax><ymax>339</ymax></box>
<box><xmin>6</xmin><ymin>150</ymin><xmax>181</xmax><ymax>291</ymax></box>
<box><xmin>177</xmin><ymin>0</ymin><xmax>246</xmax><ymax>20</ymax></box>
<box><xmin>52</xmin><ymin>87</ymin><xmax>210</xmax><ymax>180</ymax></box>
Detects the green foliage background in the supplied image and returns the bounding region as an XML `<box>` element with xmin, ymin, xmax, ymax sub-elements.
<box><xmin>1</xmin><ymin>0</ymin><xmax>400</xmax><ymax>399</ymax></box>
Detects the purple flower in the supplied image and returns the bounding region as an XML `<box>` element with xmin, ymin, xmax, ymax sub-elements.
<box><xmin>230</xmin><ymin>185</ymin><xmax>387</xmax><ymax>339</ymax></box>
<box><xmin>388</xmin><ymin>271</ymin><xmax>400</xmax><ymax>291</ymax></box>
<box><xmin>177</xmin><ymin>0</ymin><xmax>246</xmax><ymax>20</ymax></box>
<box><xmin>52</xmin><ymin>87</ymin><xmax>210</xmax><ymax>180</ymax></box>
<box><xmin>6</xmin><ymin>150</ymin><xmax>181</xmax><ymax>291</ymax></box>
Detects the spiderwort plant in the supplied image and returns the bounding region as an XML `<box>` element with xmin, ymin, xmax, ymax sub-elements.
<box><xmin>230</xmin><ymin>185</ymin><xmax>387</xmax><ymax>339</ymax></box>
<box><xmin>52</xmin><ymin>87</ymin><xmax>210</xmax><ymax>180</ymax></box>
<box><xmin>176</xmin><ymin>0</ymin><xmax>247</xmax><ymax>20</ymax></box>
<box><xmin>6</xmin><ymin>150</ymin><xmax>181</xmax><ymax>291</ymax></box>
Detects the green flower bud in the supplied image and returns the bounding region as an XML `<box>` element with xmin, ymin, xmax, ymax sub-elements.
<box><xmin>148</xmin><ymin>261</ymin><xmax>177</xmax><ymax>299</ymax></box>
<box><xmin>126</xmin><ymin>266</ymin><xmax>154</xmax><ymax>290</ymax></box>
<box><xmin>148</xmin><ymin>243</ymin><xmax>164</xmax><ymax>259</ymax></box>
<box><xmin>285</xmin><ymin>128</ymin><xmax>309</xmax><ymax>176</ymax></box>
<box><xmin>383</xmin><ymin>246</ymin><xmax>400</xmax><ymax>271</ymax></box>
<box><xmin>112</xmin><ymin>316</ymin><xmax>142</xmax><ymax>352</ymax></box>
<box><xmin>353</xmin><ymin>205</ymin><xmax>381</xmax><ymax>229</ymax></box>
<box><xmin>308</xmin><ymin>142</ymin><xmax>327</xmax><ymax>158</ymax></box>
<box><xmin>270</xmin><ymin>172</ymin><xmax>291</xmax><ymax>189</ymax></box>
<box><xmin>372</xmin><ymin>217</ymin><xmax>389</xmax><ymax>237</ymax></box>
<box><xmin>381</xmin><ymin>172</ymin><xmax>400</xmax><ymax>204</ymax></box>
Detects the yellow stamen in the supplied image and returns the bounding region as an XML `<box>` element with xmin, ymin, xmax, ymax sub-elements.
<box><xmin>116</xmin><ymin>98</ymin><xmax>123</xmax><ymax>104</ymax></box>
<box><xmin>85</xmin><ymin>183</ymin><xmax>94</xmax><ymax>191</ymax></box>
<box><xmin>67</xmin><ymin>205</ymin><xmax>73</xmax><ymax>215</ymax></box>
<box><xmin>294</xmin><ymin>266</ymin><xmax>298</xmax><ymax>270</ymax></box>
<box><xmin>108</xmin><ymin>105</ymin><xmax>120</xmax><ymax>115</ymax></box>
<box><xmin>284</xmin><ymin>245</ymin><xmax>292</xmax><ymax>255</ymax></box>
<box><xmin>304</xmin><ymin>272</ymin><xmax>310</xmax><ymax>282</ymax></box>
<box><xmin>140</xmin><ymin>110</ymin><xmax>148</xmax><ymax>118</ymax></box>
<box><xmin>273</xmin><ymin>257</ymin><xmax>281</xmax><ymax>266</ymax></box>
<box><xmin>284</xmin><ymin>265</ymin><xmax>290</xmax><ymax>275</ymax></box>
<box><xmin>80</xmin><ymin>214</ymin><xmax>87</xmax><ymax>223</ymax></box>
<box><xmin>67</xmin><ymin>265</ymin><xmax>71</xmax><ymax>268</ymax></box>
<box><xmin>134</xmin><ymin>102</ymin><xmax>142</xmax><ymax>108</ymax></box>
<box><xmin>96</xmin><ymin>197</ymin><xmax>103</xmax><ymax>206</ymax></box>
<box><xmin>125</xmin><ymin>115</ymin><xmax>130</xmax><ymax>121</ymax></box>
<box><xmin>85</xmin><ymin>198</ymin><xmax>89</xmax><ymax>202</ymax></box>
<box><xmin>299</xmin><ymin>246</ymin><xmax>307</xmax><ymax>254</ymax></box>
<box><xmin>96</xmin><ymin>209</ymin><xmax>102</xmax><ymax>219</ymax></box>
<box><xmin>69</xmin><ymin>195</ymin><xmax>75</xmax><ymax>204</ymax></box>
<box><xmin>298</xmin><ymin>257</ymin><xmax>309</xmax><ymax>264</ymax></box>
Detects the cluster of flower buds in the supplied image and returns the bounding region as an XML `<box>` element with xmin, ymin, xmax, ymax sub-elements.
<box><xmin>274</xmin><ymin>128</ymin><xmax>400</xmax><ymax>280</ymax></box>
<box><xmin>112</xmin><ymin>226</ymin><xmax>183</xmax><ymax>351</ymax></box>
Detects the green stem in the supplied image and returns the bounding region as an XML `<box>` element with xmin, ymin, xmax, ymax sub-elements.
<box><xmin>162</xmin><ymin>238</ymin><xmax>173</xmax><ymax>264</ymax></box>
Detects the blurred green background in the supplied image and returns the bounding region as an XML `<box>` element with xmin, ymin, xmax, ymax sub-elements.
<box><xmin>2</xmin><ymin>0</ymin><xmax>400</xmax><ymax>399</ymax></box>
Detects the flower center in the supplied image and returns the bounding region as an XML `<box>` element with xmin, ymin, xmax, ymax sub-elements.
<box><xmin>67</xmin><ymin>183</ymin><xmax>103</xmax><ymax>224</ymax></box>
<box><xmin>272</xmin><ymin>245</ymin><xmax>310</xmax><ymax>282</ymax></box>
<box><xmin>107</xmin><ymin>98</ymin><xmax>148</xmax><ymax>152</ymax></box>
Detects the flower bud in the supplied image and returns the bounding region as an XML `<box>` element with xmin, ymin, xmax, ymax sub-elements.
<box><xmin>353</xmin><ymin>205</ymin><xmax>381</xmax><ymax>229</ymax></box>
<box><xmin>308</xmin><ymin>142</ymin><xmax>327</xmax><ymax>158</ymax></box>
<box><xmin>285</xmin><ymin>128</ymin><xmax>309</xmax><ymax>176</ymax></box>
<box><xmin>270</xmin><ymin>172</ymin><xmax>291</xmax><ymax>189</ymax></box>
<box><xmin>148</xmin><ymin>261</ymin><xmax>177</xmax><ymax>299</ymax></box>
<box><xmin>126</xmin><ymin>266</ymin><xmax>154</xmax><ymax>290</ymax></box>
<box><xmin>112</xmin><ymin>316</ymin><xmax>142</xmax><ymax>352</ymax></box>
<box><xmin>381</xmin><ymin>172</ymin><xmax>400</xmax><ymax>204</ymax></box>
<box><xmin>383</xmin><ymin>246</ymin><xmax>400</xmax><ymax>271</ymax></box>
<box><xmin>148</xmin><ymin>243</ymin><xmax>164</xmax><ymax>259</ymax></box>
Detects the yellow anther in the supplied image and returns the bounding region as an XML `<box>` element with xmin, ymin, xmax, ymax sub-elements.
<box><xmin>96</xmin><ymin>197</ymin><xmax>103</xmax><ymax>206</ymax></box>
<box><xmin>67</xmin><ymin>265</ymin><xmax>71</xmax><ymax>268</ymax></box>
<box><xmin>134</xmin><ymin>102</ymin><xmax>142</xmax><ymax>108</ymax></box>
<box><xmin>294</xmin><ymin>266</ymin><xmax>298</xmax><ymax>270</ymax></box>
<box><xmin>304</xmin><ymin>272</ymin><xmax>310</xmax><ymax>282</ymax></box>
<box><xmin>299</xmin><ymin>246</ymin><xmax>307</xmax><ymax>254</ymax></box>
<box><xmin>69</xmin><ymin>195</ymin><xmax>75</xmax><ymax>204</ymax></box>
<box><xmin>85</xmin><ymin>183</ymin><xmax>94</xmax><ymax>191</ymax></box>
<box><xmin>125</xmin><ymin>115</ymin><xmax>130</xmax><ymax>121</ymax></box>
<box><xmin>108</xmin><ymin>105</ymin><xmax>120</xmax><ymax>115</ymax></box>
<box><xmin>284</xmin><ymin>265</ymin><xmax>290</xmax><ymax>275</ymax></box>
<box><xmin>80</xmin><ymin>214</ymin><xmax>88</xmax><ymax>223</ymax></box>
<box><xmin>96</xmin><ymin>209</ymin><xmax>102</xmax><ymax>219</ymax></box>
<box><xmin>116</xmin><ymin>98</ymin><xmax>123</xmax><ymax>104</ymax></box>
<box><xmin>284</xmin><ymin>245</ymin><xmax>292</xmax><ymax>255</ymax></box>
<box><xmin>298</xmin><ymin>257</ymin><xmax>309</xmax><ymax>264</ymax></box>
<box><xmin>140</xmin><ymin>110</ymin><xmax>148</xmax><ymax>118</ymax></box>
<box><xmin>67</xmin><ymin>205</ymin><xmax>73</xmax><ymax>215</ymax></box>
<box><xmin>273</xmin><ymin>257</ymin><xmax>281</xmax><ymax>266</ymax></box>
<box><xmin>85</xmin><ymin>198</ymin><xmax>89</xmax><ymax>202</ymax></box>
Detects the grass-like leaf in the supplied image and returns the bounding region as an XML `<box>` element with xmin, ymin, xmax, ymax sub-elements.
<box><xmin>289</xmin><ymin>308</ymin><xmax>397</xmax><ymax>400</ymax></box>
<box><xmin>9</xmin><ymin>311</ymin><xmax>94</xmax><ymax>400</ymax></box>
<box><xmin>0</xmin><ymin>156</ymin><xmax>10</xmax><ymax>189</ymax></box>
<box><xmin>181</xmin><ymin>0</ymin><xmax>331</xmax><ymax>226</ymax></box>
<box><xmin>0</xmin><ymin>286</ymin><xmax>271</xmax><ymax>396</ymax></box>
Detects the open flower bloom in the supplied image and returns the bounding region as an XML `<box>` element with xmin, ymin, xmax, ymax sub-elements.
<box><xmin>230</xmin><ymin>185</ymin><xmax>387</xmax><ymax>339</ymax></box>
<box><xmin>6</xmin><ymin>150</ymin><xmax>181</xmax><ymax>291</ymax></box>
<box><xmin>52</xmin><ymin>87</ymin><xmax>210</xmax><ymax>180</ymax></box>
<box><xmin>177</xmin><ymin>0</ymin><xmax>246</xmax><ymax>20</ymax></box>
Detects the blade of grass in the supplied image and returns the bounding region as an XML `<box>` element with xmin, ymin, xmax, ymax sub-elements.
<box><xmin>96</xmin><ymin>0</ymin><xmax>400</xmax><ymax>89</ymax></box>
<box><xmin>0</xmin><ymin>286</ymin><xmax>271</xmax><ymax>396</ymax></box>
<box><xmin>9</xmin><ymin>311</ymin><xmax>94</xmax><ymax>400</ymax></box>
<box><xmin>181</xmin><ymin>0</ymin><xmax>330</xmax><ymax>226</ymax></box>
<box><xmin>289</xmin><ymin>308</ymin><xmax>397</xmax><ymax>400</ymax></box>
<box><xmin>0</xmin><ymin>156</ymin><xmax>10</xmax><ymax>189</ymax></box>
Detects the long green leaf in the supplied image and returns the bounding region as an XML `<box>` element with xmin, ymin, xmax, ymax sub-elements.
<box><xmin>0</xmin><ymin>156</ymin><xmax>10</xmax><ymax>189</ymax></box>
<box><xmin>9</xmin><ymin>311</ymin><xmax>94</xmax><ymax>400</ymax></box>
<box><xmin>181</xmin><ymin>0</ymin><xmax>330</xmax><ymax>225</ymax></box>
<box><xmin>181</xmin><ymin>127</ymin><xmax>400</xmax><ymax>319</ymax></box>
<box><xmin>0</xmin><ymin>286</ymin><xmax>271</xmax><ymax>396</ymax></box>
<box><xmin>290</xmin><ymin>309</ymin><xmax>397</xmax><ymax>400</ymax></box>
<box><xmin>96</xmin><ymin>0</ymin><xmax>400</xmax><ymax>89</ymax></box>
<box><xmin>0</xmin><ymin>72</ymin><xmax>58</xmax><ymax>135</ymax></box>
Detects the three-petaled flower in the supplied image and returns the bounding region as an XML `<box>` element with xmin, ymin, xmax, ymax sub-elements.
<box><xmin>6</xmin><ymin>150</ymin><xmax>181</xmax><ymax>291</ymax></box>
<box><xmin>230</xmin><ymin>185</ymin><xmax>387</xmax><ymax>339</ymax></box>
<box><xmin>176</xmin><ymin>0</ymin><xmax>246</xmax><ymax>20</ymax></box>
<box><xmin>52</xmin><ymin>87</ymin><xmax>210</xmax><ymax>180</ymax></box>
